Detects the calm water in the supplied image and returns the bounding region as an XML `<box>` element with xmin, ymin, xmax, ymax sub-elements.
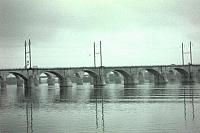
<box><xmin>0</xmin><ymin>83</ymin><xmax>200</xmax><ymax>133</ymax></box>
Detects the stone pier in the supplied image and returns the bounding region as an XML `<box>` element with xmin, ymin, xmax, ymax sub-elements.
<box><xmin>60</xmin><ymin>76</ymin><xmax>72</xmax><ymax>87</ymax></box>
<box><xmin>47</xmin><ymin>77</ymin><xmax>55</xmax><ymax>86</ymax></box>
<box><xmin>124</xmin><ymin>74</ymin><xmax>137</xmax><ymax>87</ymax></box>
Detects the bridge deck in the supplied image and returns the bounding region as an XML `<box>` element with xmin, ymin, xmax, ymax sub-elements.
<box><xmin>0</xmin><ymin>64</ymin><xmax>199</xmax><ymax>71</ymax></box>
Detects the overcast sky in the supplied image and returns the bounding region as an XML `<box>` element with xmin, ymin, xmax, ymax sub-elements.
<box><xmin>0</xmin><ymin>0</ymin><xmax>200</xmax><ymax>68</ymax></box>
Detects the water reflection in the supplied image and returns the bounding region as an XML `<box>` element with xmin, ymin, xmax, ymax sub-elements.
<box><xmin>153</xmin><ymin>83</ymin><xmax>167</xmax><ymax>88</ymax></box>
<box><xmin>0</xmin><ymin>88</ymin><xmax>7</xmax><ymax>107</ymax></box>
<box><xmin>190</xmin><ymin>86</ymin><xmax>195</xmax><ymax>120</ymax></box>
<box><xmin>95</xmin><ymin>97</ymin><xmax>98</xmax><ymax>129</ymax></box>
<box><xmin>0</xmin><ymin>87</ymin><xmax>7</xmax><ymax>97</ymax></box>
<box><xmin>93</xmin><ymin>89</ymin><xmax>105</xmax><ymax>132</ymax></box>
<box><xmin>101</xmin><ymin>90</ymin><xmax>105</xmax><ymax>132</ymax></box>
<box><xmin>47</xmin><ymin>87</ymin><xmax>55</xmax><ymax>102</ymax></box>
<box><xmin>26</xmin><ymin>102</ymin><xmax>33</xmax><ymax>133</ymax></box>
<box><xmin>90</xmin><ymin>88</ymin><xmax>103</xmax><ymax>99</ymax></box>
<box><xmin>16</xmin><ymin>86</ymin><xmax>24</xmax><ymax>103</ymax></box>
<box><xmin>184</xmin><ymin>87</ymin><xmax>187</xmax><ymax>121</ymax></box>
<box><xmin>1</xmin><ymin>83</ymin><xmax>200</xmax><ymax>133</ymax></box>
<box><xmin>183</xmin><ymin>84</ymin><xmax>196</xmax><ymax>124</ymax></box>
<box><xmin>59</xmin><ymin>87</ymin><xmax>72</xmax><ymax>101</ymax></box>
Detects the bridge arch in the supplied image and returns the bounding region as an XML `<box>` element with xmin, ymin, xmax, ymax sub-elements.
<box><xmin>174</xmin><ymin>68</ymin><xmax>189</xmax><ymax>76</ymax></box>
<box><xmin>83</xmin><ymin>69</ymin><xmax>99</xmax><ymax>78</ymax></box>
<box><xmin>73</xmin><ymin>69</ymin><xmax>105</xmax><ymax>86</ymax></box>
<box><xmin>83</xmin><ymin>69</ymin><xmax>99</xmax><ymax>85</ymax></box>
<box><xmin>44</xmin><ymin>71</ymin><xmax>64</xmax><ymax>81</ymax></box>
<box><xmin>37</xmin><ymin>70</ymin><xmax>67</xmax><ymax>87</ymax></box>
<box><xmin>174</xmin><ymin>68</ymin><xmax>190</xmax><ymax>83</ymax></box>
<box><xmin>71</xmin><ymin>70</ymin><xmax>96</xmax><ymax>85</ymax></box>
<box><xmin>145</xmin><ymin>68</ymin><xmax>167</xmax><ymax>84</ymax></box>
<box><xmin>145</xmin><ymin>69</ymin><xmax>161</xmax><ymax>76</ymax></box>
<box><xmin>113</xmin><ymin>69</ymin><xmax>130</xmax><ymax>77</ymax></box>
<box><xmin>42</xmin><ymin>72</ymin><xmax>52</xmax><ymax>79</ymax></box>
<box><xmin>39</xmin><ymin>72</ymin><xmax>56</xmax><ymax>86</ymax></box>
<box><xmin>45</xmin><ymin>70</ymin><xmax>73</xmax><ymax>87</ymax></box>
<box><xmin>71</xmin><ymin>72</ymin><xmax>84</xmax><ymax>85</ymax></box>
<box><xmin>106</xmin><ymin>69</ymin><xmax>130</xmax><ymax>78</ymax></box>
<box><xmin>9</xmin><ymin>72</ymin><xmax>28</xmax><ymax>81</ymax></box>
<box><xmin>4</xmin><ymin>72</ymin><xmax>28</xmax><ymax>88</ymax></box>
<box><xmin>106</xmin><ymin>70</ymin><xmax>124</xmax><ymax>84</ymax></box>
<box><xmin>106</xmin><ymin>69</ymin><xmax>133</xmax><ymax>86</ymax></box>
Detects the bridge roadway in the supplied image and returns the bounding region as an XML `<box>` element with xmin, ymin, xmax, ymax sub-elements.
<box><xmin>0</xmin><ymin>64</ymin><xmax>200</xmax><ymax>89</ymax></box>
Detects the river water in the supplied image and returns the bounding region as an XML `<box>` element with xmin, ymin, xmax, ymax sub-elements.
<box><xmin>0</xmin><ymin>83</ymin><xmax>200</xmax><ymax>133</ymax></box>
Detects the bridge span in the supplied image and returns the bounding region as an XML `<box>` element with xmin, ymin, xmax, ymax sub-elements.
<box><xmin>0</xmin><ymin>64</ymin><xmax>200</xmax><ymax>89</ymax></box>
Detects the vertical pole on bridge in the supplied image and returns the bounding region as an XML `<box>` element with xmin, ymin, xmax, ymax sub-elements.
<box><xmin>185</xmin><ymin>41</ymin><xmax>193</xmax><ymax>83</ymax></box>
<box><xmin>25</xmin><ymin>41</ymin><xmax>27</xmax><ymax>69</ymax></box>
<box><xmin>24</xmin><ymin>38</ymin><xmax>34</xmax><ymax>91</ymax></box>
<box><xmin>182</xmin><ymin>42</ymin><xmax>184</xmax><ymax>65</ymax></box>
<box><xmin>189</xmin><ymin>41</ymin><xmax>192</xmax><ymax>65</ymax></box>
<box><xmin>24</xmin><ymin>39</ymin><xmax>32</xmax><ymax>69</ymax></box>
<box><xmin>94</xmin><ymin>42</ymin><xmax>96</xmax><ymax>67</ymax></box>
<box><xmin>189</xmin><ymin>41</ymin><xmax>193</xmax><ymax>82</ymax></box>
<box><xmin>29</xmin><ymin>39</ymin><xmax>32</xmax><ymax>69</ymax></box>
<box><xmin>100</xmin><ymin>41</ymin><xmax>102</xmax><ymax>67</ymax></box>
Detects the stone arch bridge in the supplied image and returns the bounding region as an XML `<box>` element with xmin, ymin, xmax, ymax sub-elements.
<box><xmin>0</xmin><ymin>64</ymin><xmax>200</xmax><ymax>89</ymax></box>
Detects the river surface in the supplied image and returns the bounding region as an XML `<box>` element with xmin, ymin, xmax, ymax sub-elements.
<box><xmin>0</xmin><ymin>83</ymin><xmax>200</xmax><ymax>133</ymax></box>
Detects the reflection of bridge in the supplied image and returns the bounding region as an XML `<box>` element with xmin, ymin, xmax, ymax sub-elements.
<box><xmin>0</xmin><ymin>64</ymin><xmax>200</xmax><ymax>89</ymax></box>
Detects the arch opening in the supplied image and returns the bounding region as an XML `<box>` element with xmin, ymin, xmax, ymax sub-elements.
<box><xmin>106</xmin><ymin>69</ymin><xmax>131</xmax><ymax>85</ymax></box>
<box><xmin>145</xmin><ymin>69</ymin><xmax>166</xmax><ymax>84</ymax></box>
<box><xmin>82</xmin><ymin>69</ymin><xmax>99</xmax><ymax>85</ymax></box>
<box><xmin>83</xmin><ymin>70</ymin><xmax>98</xmax><ymax>78</ymax></box>
<box><xmin>174</xmin><ymin>68</ymin><xmax>189</xmax><ymax>76</ymax></box>
<box><xmin>106</xmin><ymin>71</ymin><xmax>124</xmax><ymax>84</ymax></box>
<box><xmin>6</xmin><ymin>72</ymin><xmax>27</xmax><ymax>87</ymax></box>
<box><xmin>145</xmin><ymin>69</ymin><xmax>160</xmax><ymax>76</ymax></box>
<box><xmin>174</xmin><ymin>68</ymin><xmax>190</xmax><ymax>83</ymax></box>
<box><xmin>71</xmin><ymin>72</ymin><xmax>84</xmax><ymax>85</ymax></box>
<box><xmin>143</xmin><ymin>70</ymin><xmax>154</xmax><ymax>83</ymax></box>
<box><xmin>9</xmin><ymin>72</ymin><xmax>27</xmax><ymax>81</ymax></box>
<box><xmin>42</xmin><ymin>71</ymin><xmax>64</xmax><ymax>86</ymax></box>
<box><xmin>39</xmin><ymin>72</ymin><xmax>56</xmax><ymax>86</ymax></box>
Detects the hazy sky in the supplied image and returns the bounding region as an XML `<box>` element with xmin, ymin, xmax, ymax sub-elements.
<box><xmin>0</xmin><ymin>0</ymin><xmax>200</xmax><ymax>68</ymax></box>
